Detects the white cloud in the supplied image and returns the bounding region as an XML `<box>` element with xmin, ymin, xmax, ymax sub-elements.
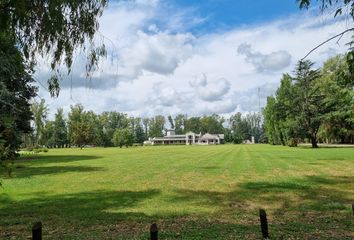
<box><xmin>237</xmin><ymin>43</ymin><xmax>292</xmax><ymax>72</ymax></box>
<box><xmin>119</xmin><ymin>30</ymin><xmax>194</xmax><ymax>79</ymax></box>
<box><xmin>34</xmin><ymin>2</ymin><xmax>352</xmax><ymax>119</ymax></box>
<box><xmin>150</xmin><ymin>82</ymin><xmax>181</xmax><ymax>107</ymax></box>
<box><xmin>190</xmin><ymin>74</ymin><xmax>231</xmax><ymax>101</ymax></box>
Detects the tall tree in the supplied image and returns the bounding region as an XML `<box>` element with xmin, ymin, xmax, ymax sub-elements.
<box><xmin>184</xmin><ymin>117</ymin><xmax>201</xmax><ymax>133</ymax></box>
<box><xmin>168</xmin><ymin>115</ymin><xmax>175</xmax><ymax>129</ymax></box>
<box><xmin>200</xmin><ymin>114</ymin><xmax>224</xmax><ymax>134</ymax></box>
<box><xmin>0</xmin><ymin>33</ymin><xmax>36</xmax><ymax>170</ymax></box>
<box><xmin>317</xmin><ymin>55</ymin><xmax>354</xmax><ymax>143</ymax></box>
<box><xmin>0</xmin><ymin>0</ymin><xmax>108</xmax><ymax>174</ymax></box>
<box><xmin>174</xmin><ymin>114</ymin><xmax>186</xmax><ymax>134</ymax></box>
<box><xmin>142</xmin><ymin>118</ymin><xmax>150</xmax><ymax>139</ymax></box>
<box><xmin>292</xmin><ymin>61</ymin><xmax>325</xmax><ymax>148</ymax></box>
<box><xmin>68</xmin><ymin>105</ymin><xmax>93</xmax><ymax>149</ymax></box>
<box><xmin>100</xmin><ymin>112</ymin><xmax>129</xmax><ymax>147</ymax></box>
<box><xmin>134</xmin><ymin>122</ymin><xmax>146</xmax><ymax>144</ymax></box>
<box><xmin>148</xmin><ymin>116</ymin><xmax>165</xmax><ymax>138</ymax></box>
<box><xmin>113</xmin><ymin>128</ymin><xmax>134</xmax><ymax>148</ymax></box>
<box><xmin>229</xmin><ymin>113</ymin><xmax>249</xmax><ymax>143</ymax></box>
<box><xmin>31</xmin><ymin>99</ymin><xmax>48</xmax><ymax>146</ymax></box>
<box><xmin>53</xmin><ymin>108</ymin><xmax>68</xmax><ymax>148</ymax></box>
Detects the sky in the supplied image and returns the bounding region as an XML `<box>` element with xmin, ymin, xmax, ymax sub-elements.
<box><xmin>35</xmin><ymin>0</ymin><xmax>353</xmax><ymax>119</ymax></box>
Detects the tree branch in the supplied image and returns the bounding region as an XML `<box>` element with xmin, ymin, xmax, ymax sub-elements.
<box><xmin>301</xmin><ymin>27</ymin><xmax>354</xmax><ymax>61</ymax></box>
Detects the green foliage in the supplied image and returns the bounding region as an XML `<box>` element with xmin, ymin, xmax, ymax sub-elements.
<box><xmin>49</xmin><ymin>108</ymin><xmax>68</xmax><ymax>148</ymax></box>
<box><xmin>112</xmin><ymin>128</ymin><xmax>134</xmax><ymax>148</ymax></box>
<box><xmin>317</xmin><ymin>55</ymin><xmax>354</xmax><ymax>143</ymax></box>
<box><xmin>134</xmin><ymin>121</ymin><xmax>146</xmax><ymax>144</ymax></box>
<box><xmin>31</xmin><ymin>99</ymin><xmax>48</xmax><ymax>146</ymax></box>
<box><xmin>68</xmin><ymin>105</ymin><xmax>94</xmax><ymax>149</ymax></box>
<box><xmin>100</xmin><ymin>111</ymin><xmax>130</xmax><ymax>147</ymax></box>
<box><xmin>148</xmin><ymin>115</ymin><xmax>165</xmax><ymax>137</ymax></box>
<box><xmin>168</xmin><ymin>115</ymin><xmax>175</xmax><ymax>129</ymax></box>
<box><xmin>0</xmin><ymin>0</ymin><xmax>108</xmax><ymax>96</ymax></box>
<box><xmin>0</xmin><ymin>33</ymin><xmax>36</xmax><ymax>169</ymax></box>
<box><xmin>264</xmin><ymin>55</ymin><xmax>353</xmax><ymax>147</ymax></box>
<box><xmin>174</xmin><ymin>114</ymin><xmax>186</xmax><ymax>134</ymax></box>
<box><xmin>298</xmin><ymin>0</ymin><xmax>354</xmax><ymax>77</ymax></box>
<box><xmin>298</xmin><ymin>0</ymin><xmax>353</xmax><ymax>20</ymax></box>
<box><xmin>184</xmin><ymin>117</ymin><xmax>201</xmax><ymax>133</ymax></box>
<box><xmin>229</xmin><ymin>112</ymin><xmax>264</xmax><ymax>143</ymax></box>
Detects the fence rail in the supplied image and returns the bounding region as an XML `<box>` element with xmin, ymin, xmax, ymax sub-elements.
<box><xmin>31</xmin><ymin>205</ymin><xmax>354</xmax><ymax>240</ymax></box>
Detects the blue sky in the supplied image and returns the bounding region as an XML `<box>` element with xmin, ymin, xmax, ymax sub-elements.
<box><xmin>36</xmin><ymin>0</ymin><xmax>351</xmax><ymax>118</ymax></box>
<box><xmin>169</xmin><ymin>0</ymin><xmax>301</xmax><ymax>32</ymax></box>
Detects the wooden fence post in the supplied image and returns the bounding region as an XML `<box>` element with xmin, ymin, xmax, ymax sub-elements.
<box><xmin>150</xmin><ymin>223</ymin><xmax>158</xmax><ymax>240</ymax></box>
<box><xmin>259</xmin><ymin>209</ymin><xmax>269</xmax><ymax>239</ymax></box>
<box><xmin>32</xmin><ymin>222</ymin><xmax>42</xmax><ymax>240</ymax></box>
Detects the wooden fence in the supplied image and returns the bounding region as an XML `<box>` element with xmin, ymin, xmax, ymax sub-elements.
<box><xmin>31</xmin><ymin>205</ymin><xmax>354</xmax><ymax>240</ymax></box>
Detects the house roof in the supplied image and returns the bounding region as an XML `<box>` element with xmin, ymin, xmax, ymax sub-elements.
<box><xmin>200</xmin><ymin>133</ymin><xmax>219</xmax><ymax>140</ymax></box>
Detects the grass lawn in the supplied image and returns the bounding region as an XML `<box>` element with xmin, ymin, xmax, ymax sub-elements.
<box><xmin>1</xmin><ymin>145</ymin><xmax>353</xmax><ymax>239</ymax></box>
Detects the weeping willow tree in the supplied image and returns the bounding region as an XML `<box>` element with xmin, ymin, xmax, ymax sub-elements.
<box><xmin>0</xmin><ymin>0</ymin><xmax>109</xmax><ymax>175</ymax></box>
<box><xmin>0</xmin><ymin>0</ymin><xmax>109</xmax><ymax>96</ymax></box>
<box><xmin>297</xmin><ymin>0</ymin><xmax>354</xmax><ymax>77</ymax></box>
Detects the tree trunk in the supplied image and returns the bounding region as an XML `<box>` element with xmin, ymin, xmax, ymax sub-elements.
<box><xmin>310</xmin><ymin>136</ymin><xmax>318</xmax><ymax>148</ymax></box>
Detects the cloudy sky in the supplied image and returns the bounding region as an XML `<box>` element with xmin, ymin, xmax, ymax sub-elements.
<box><xmin>35</xmin><ymin>0</ymin><xmax>353</xmax><ymax>118</ymax></box>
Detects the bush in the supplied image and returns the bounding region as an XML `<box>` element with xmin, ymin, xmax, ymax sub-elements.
<box><xmin>287</xmin><ymin>138</ymin><xmax>298</xmax><ymax>147</ymax></box>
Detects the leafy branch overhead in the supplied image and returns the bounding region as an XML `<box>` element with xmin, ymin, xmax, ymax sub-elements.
<box><xmin>298</xmin><ymin>0</ymin><xmax>354</xmax><ymax>75</ymax></box>
<box><xmin>0</xmin><ymin>0</ymin><xmax>108</xmax><ymax>97</ymax></box>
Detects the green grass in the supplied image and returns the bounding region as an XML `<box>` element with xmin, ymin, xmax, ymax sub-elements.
<box><xmin>1</xmin><ymin>145</ymin><xmax>353</xmax><ymax>239</ymax></box>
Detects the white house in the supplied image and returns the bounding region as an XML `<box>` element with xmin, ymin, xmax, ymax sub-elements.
<box><xmin>144</xmin><ymin>129</ymin><xmax>224</xmax><ymax>145</ymax></box>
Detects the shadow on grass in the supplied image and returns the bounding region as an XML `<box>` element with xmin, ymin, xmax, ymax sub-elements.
<box><xmin>0</xmin><ymin>189</ymin><xmax>160</xmax><ymax>224</ymax></box>
<box><xmin>8</xmin><ymin>165</ymin><xmax>104</xmax><ymax>178</ymax></box>
<box><xmin>1</xmin><ymin>175</ymin><xmax>353</xmax><ymax>239</ymax></box>
<box><xmin>18</xmin><ymin>154</ymin><xmax>100</xmax><ymax>164</ymax></box>
<box><xmin>172</xmin><ymin>175</ymin><xmax>354</xmax><ymax>212</ymax></box>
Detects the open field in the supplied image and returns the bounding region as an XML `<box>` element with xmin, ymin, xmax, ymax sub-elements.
<box><xmin>1</xmin><ymin>145</ymin><xmax>353</xmax><ymax>239</ymax></box>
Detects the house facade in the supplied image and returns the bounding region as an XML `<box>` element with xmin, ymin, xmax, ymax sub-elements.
<box><xmin>144</xmin><ymin>129</ymin><xmax>224</xmax><ymax>145</ymax></box>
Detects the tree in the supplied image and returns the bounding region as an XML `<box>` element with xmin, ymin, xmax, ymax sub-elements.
<box><xmin>184</xmin><ymin>117</ymin><xmax>201</xmax><ymax>133</ymax></box>
<box><xmin>0</xmin><ymin>0</ymin><xmax>108</xmax><ymax>175</ymax></box>
<box><xmin>229</xmin><ymin>113</ymin><xmax>249</xmax><ymax>143</ymax></box>
<box><xmin>200</xmin><ymin>114</ymin><xmax>225</xmax><ymax>134</ymax></box>
<box><xmin>112</xmin><ymin>128</ymin><xmax>134</xmax><ymax>148</ymax></box>
<box><xmin>0</xmin><ymin>0</ymin><xmax>108</xmax><ymax>96</ymax></box>
<box><xmin>273</xmin><ymin>74</ymin><xmax>299</xmax><ymax>146</ymax></box>
<box><xmin>148</xmin><ymin>116</ymin><xmax>165</xmax><ymax>137</ymax></box>
<box><xmin>142</xmin><ymin>118</ymin><xmax>150</xmax><ymax>140</ymax></box>
<box><xmin>53</xmin><ymin>108</ymin><xmax>68</xmax><ymax>148</ymax></box>
<box><xmin>99</xmin><ymin>112</ymin><xmax>129</xmax><ymax>147</ymax></box>
<box><xmin>68</xmin><ymin>105</ymin><xmax>93</xmax><ymax>149</ymax></box>
<box><xmin>317</xmin><ymin>55</ymin><xmax>354</xmax><ymax>143</ymax></box>
<box><xmin>0</xmin><ymin>33</ymin><xmax>36</xmax><ymax>170</ymax></box>
<box><xmin>264</xmin><ymin>96</ymin><xmax>282</xmax><ymax>145</ymax></box>
<box><xmin>174</xmin><ymin>114</ymin><xmax>186</xmax><ymax>134</ymax></box>
<box><xmin>292</xmin><ymin>61</ymin><xmax>326</xmax><ymax>148</ymax></box>
<box><xmin>31</xmin><ymin>99</ymin><xmax>48</xmax><ymax>146</ymax></box>
<box><xmin>132</xmin><ymin>119</ymin><xmax>145</xmax><ymax>144</ymax></box>
<box><xmin>42</xmin><ymin>120</ymin><xmax>55</xmax><ymax>148</ymax></box>
<box><xmin>85</xmin><ymin>111</ymin><xmax>104</xmax><ymax>146</ymax></box>
<box><xmin>168</xmin><ymin>115</ymin><xmax>175</xmax><ymax>129</ymax></box>
<box><xmin>263</xmin><ymin>59</ymin><xmax>349</xmax><ymax>148</ymax></box>
<box><xmin>298</xmin><ymin>0</ymin><xmax>354</xmax><ymax>77</ymax></box>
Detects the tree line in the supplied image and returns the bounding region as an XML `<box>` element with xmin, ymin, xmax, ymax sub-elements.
<box><xmin>264</xmin><ymin>55</ymin><xmax>354</xmax><ymax>148</ymax></box>
<box><xmin>26</xmin><ymin>103</ymin><xmax>265</xmax><ymax>149</ymax></box>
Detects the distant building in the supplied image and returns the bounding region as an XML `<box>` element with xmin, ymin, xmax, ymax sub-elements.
<box><xmin>144</xmin><ymin>129</ymin><xmax>224</xmax><ymax>145</ymax></box>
